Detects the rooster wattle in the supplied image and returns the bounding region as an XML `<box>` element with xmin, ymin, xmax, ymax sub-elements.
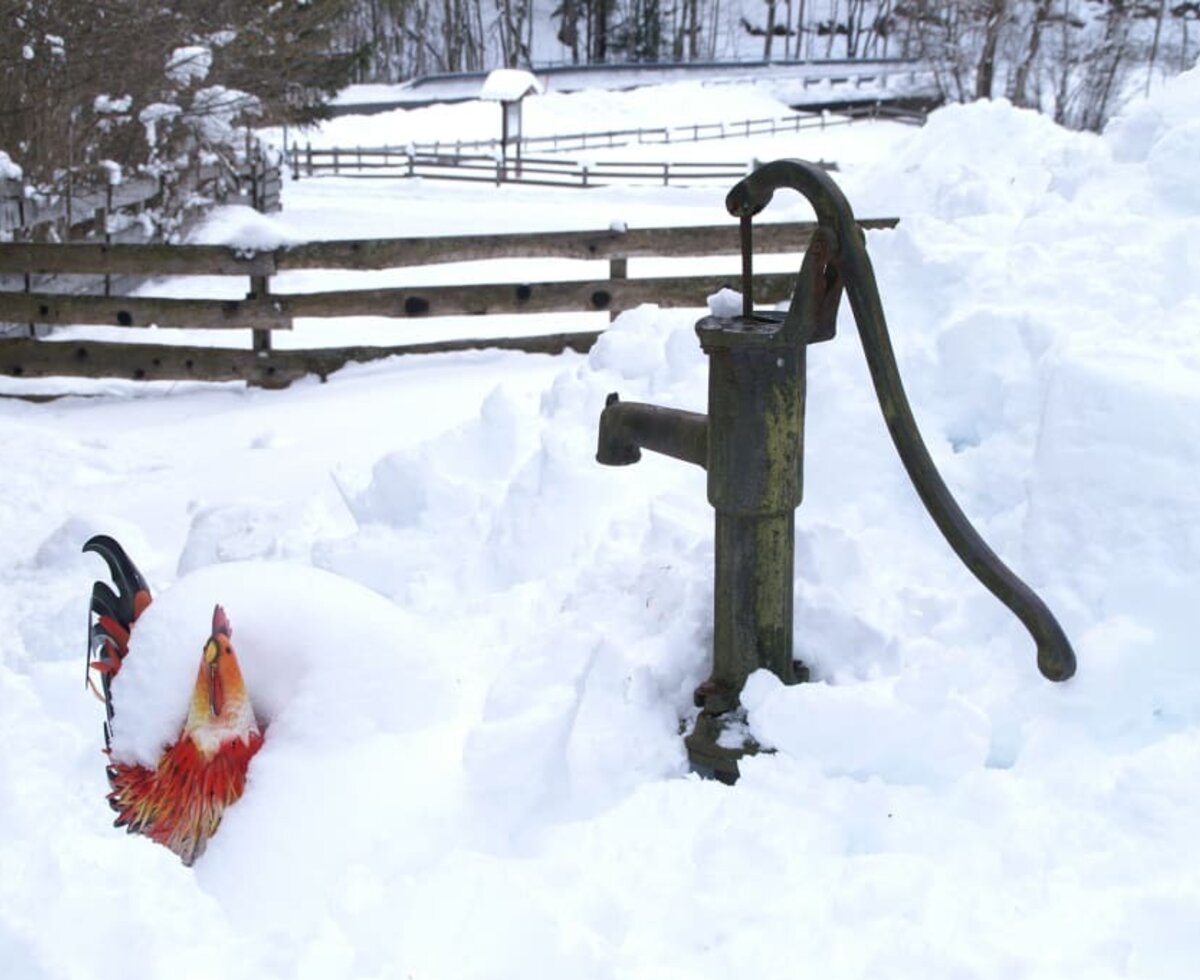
<box><xmin>84</xmin><ymin>535</ymin><xmax>263</xmax><ymax>866</ymax></box>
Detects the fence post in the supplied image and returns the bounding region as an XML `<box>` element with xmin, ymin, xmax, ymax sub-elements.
<box><xmin>103</xmin><ymin>182</ymin><xmax>114</xmax><ymax>296</ymax></box>
<box><xmin>332</xmin><ymin>149</ymin><xmax>339</xmax><ymax>174</ymax></box>
<box><xmin>306</xmin><ymin>143</ymin><xmax>313</xmax><ymax>177</ymax></box>
<box><xmin>290</xmin><ymin>146</ymin><xmax>300</xmax><ymax>181</ymax></box>
<box><xmin>609</xmin><ymin>256</ymin><xmax>626</xmax><ymax>323</ymax></box>
<box><xmin>249</xmin><ymin>271</ymin><xmax>273</xmax><ymax>380</ymax></box>
<box><xmin>16</xmin><ymin>196</ymin><xmax>35</xmax><ymax>337</ymax></box>
<box><xmin>65</xmin><ymin>169</ymin><xmax>74</xmax><ymax>238</ymax></box>
<box><xmin>662</xmin><ymin>163</ymin><xmax>669</xmax><ymax>187</ymax></box>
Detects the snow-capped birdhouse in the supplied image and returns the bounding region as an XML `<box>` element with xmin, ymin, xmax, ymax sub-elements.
<box><xmin>480</xmin><ymin>69</ymin><xmax>543</xmax><ymax>181</ymax></box>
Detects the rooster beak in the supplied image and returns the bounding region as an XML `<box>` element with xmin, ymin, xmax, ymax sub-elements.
<box><xmin>209</xmin><ymin>663</ymin><xmax>220</xmax><ymax>716</ymax></box>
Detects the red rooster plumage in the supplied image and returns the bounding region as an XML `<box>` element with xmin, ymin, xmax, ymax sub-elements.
<box><xmin>84</xmin><ymin>535</ymin><xmax>263</xmax><ymax>865</ymax></box>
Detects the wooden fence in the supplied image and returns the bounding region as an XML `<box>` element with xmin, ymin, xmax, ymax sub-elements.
<box><xmin>0</xmin><ymin>218</ymin><xmax>897</xmax><ymax>388</ymax></box>
<box><xmin>293</xmin><ymin>151</ymin><xmax>768</xmax><ymax>188</ymax></box>
<box><xmin>290</xmin><ymin>108</ymin><xmax>890</xmax><ymax>184</ymax></box>
<box><xmin>1</xmin><ymin>157</ymin><xmax>282</xmax><ymax>242</ymax></box>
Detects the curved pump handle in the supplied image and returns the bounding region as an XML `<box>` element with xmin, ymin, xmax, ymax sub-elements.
<box><xmin>727</xmin><ymin>160</ymin><xmax>1077</xmax><ymax>683</ymax></box>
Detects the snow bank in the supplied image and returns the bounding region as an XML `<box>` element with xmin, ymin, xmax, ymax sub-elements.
<box><xmin>185</xmin><ymin>204</ymin><xmax>301</xmax><ymax>250</ymax></box>
<box><xmin>106</xmin><ymin>561</ymin><xmax>455</xmax><ymax>768</ymax></box>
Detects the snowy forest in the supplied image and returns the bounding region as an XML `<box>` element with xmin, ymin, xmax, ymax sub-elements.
<box><xmin>2</xmin><ymin>0</ymin><xmax>1198</xmax><ymax>211</ymax></box>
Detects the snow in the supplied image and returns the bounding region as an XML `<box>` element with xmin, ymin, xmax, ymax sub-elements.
<box><xmin>185</xmin><ymin>204</ymin><xmax>302</xmax><ymax>251</ymax></box>
<box><xmin>0</xmin><ymin>150</ymin><xmax>21</xmax><ymax>180</ymax></box>
<box><xmin>138</xmin><ymin>102</ymin><xmax>182</xmax><ymax>152</ymax></box>
<box><xmin>4</xmin><ymin>68</ymin><xmax>1200</xmax><ymax>978</ymax></box>
<box><xmin>166</xmin><ymin>45</ymin><xmax>213</xmax><ymax>87</ymax></box>
<box><xmin>479</xmin><ymin>68</ymin><xmax>543</xmax><ymax>102</ymax></box>
<box><xmin>706</xmin><ymin>286</ymin><xmax>744</xmax><ymax>318</ymax></box>
<box><xmin>94</xmin><ymin>94</ymin><xmax>133</xmax><ymax>115</ymax></box>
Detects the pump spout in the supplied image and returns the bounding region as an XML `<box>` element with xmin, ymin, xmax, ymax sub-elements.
<box><xmin>596</xmin><ymin>393</ymin><xmax>708</xmax><ymax>470</ymax></box>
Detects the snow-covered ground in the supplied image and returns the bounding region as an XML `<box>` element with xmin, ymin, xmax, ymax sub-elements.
<box><xmin>3</xmin><ymin>70</ymin><xmax>1200</xmax><ymax>979</ymax></box>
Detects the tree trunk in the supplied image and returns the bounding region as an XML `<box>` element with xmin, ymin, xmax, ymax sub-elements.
<box><xmin>1012</xmin><ymin>0</ymin><xmax>1050</xmax><ymax>107</ymax></box>
<box><xmin>1146</xmin><ymin>0</ymin><xmax>1167</xmax><ymax>94</ymax></box>
<box><xmin>975</xmin><ymin>0</ymin><xmax>1007</xmax><ymax>100</ymax></box>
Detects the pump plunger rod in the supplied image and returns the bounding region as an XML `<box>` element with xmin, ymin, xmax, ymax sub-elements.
<box><xmin>740</xmin><ymin>214</ymin><xmax>753</xmax><ymax>319</ymax></box>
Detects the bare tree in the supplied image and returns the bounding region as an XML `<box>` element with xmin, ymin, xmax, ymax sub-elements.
<box><xmin>1011</xmin><ymin>0</ymin><xmax>1053</xmax><ymax>106</ymax></box>
<box><xmin>975</xmin><ymin>0</ymin><xmax>1008</xmax><ymax>98</ymax></box>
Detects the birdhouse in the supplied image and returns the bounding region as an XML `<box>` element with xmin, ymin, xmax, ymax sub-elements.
<box><xmin>480</xmin><ymin>69</ymin><xmax>543</xmax><ymax>180</ymax></box>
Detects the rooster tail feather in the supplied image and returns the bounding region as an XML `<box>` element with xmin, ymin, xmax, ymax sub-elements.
<box><xmin>83</xmin><ymin>535</ymin><xmax>153</xmax><ymax>739</ymax></box>
<box><xmin>89</xmin><ymin>581</ymin><xmax>123</xmax><ymax>624</ymax></box>
<box><xmin>83</xmin><ymin>535</ymin><xmax>151</xmax><ymax>627</ymax></box>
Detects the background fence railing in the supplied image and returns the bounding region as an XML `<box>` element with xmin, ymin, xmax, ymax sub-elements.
<box><xmin>290</xmin><ymin>105</ymin><xmax>921</xmax><ymax>184</ymax></box>
<box><xmin>1</xmin><ymin>157</ymin><xmax>282</xmax><ymax>243</ymax></box>
<box><xmin>0</xmin><ymin>218</ymin><xmax>897</xmax><ymax>387</ymax></box>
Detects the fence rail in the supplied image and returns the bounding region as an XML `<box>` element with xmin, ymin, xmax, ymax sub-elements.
<box><xmin>295</xmin><ymin>151</ymin><xmax>762</xmax><ymax>188</ymax></box>
<box><xmin>0</xmin><ymin>217</ymin><xmax>897</xmax><ymax>387</ymax></box>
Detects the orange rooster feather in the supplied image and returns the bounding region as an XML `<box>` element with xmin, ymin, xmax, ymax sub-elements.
<box><xmin>84</xmin><ymin>535</ymin><xmax>263</xmax><ymax>866</ymax></box>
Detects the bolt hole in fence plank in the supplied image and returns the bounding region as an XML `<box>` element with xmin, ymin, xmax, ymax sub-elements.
<box><xmin>0</xmin><ymin>219</ymin><xmax>897</xmax><ymax>387</ymax></box>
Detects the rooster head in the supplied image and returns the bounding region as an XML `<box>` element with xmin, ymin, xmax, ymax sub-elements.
<box><xmin>185</xmin><ymin>605</ymin><xmax>259</xmax><ymax>758</ymax></box>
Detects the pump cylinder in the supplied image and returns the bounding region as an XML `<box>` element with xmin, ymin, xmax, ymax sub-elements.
<box><xmin>699</xmin><ymin>319</ymin><xmax>806</xmax><ymax>517</ymax></box>
<box><xmin>712</xmin><ymin>510</ymin><xmax>798</xmax><ymax>693</ymax></box>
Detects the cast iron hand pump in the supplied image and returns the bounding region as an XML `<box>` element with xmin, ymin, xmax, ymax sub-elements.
<box><xmin>596</xmin><ymin>159</ymin><xmax>1076</xmax><ymax>781</ymax></box>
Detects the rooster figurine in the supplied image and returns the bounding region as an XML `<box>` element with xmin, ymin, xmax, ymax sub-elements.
<box><xmin>84</xmin><ymin>535</ymin><xmax>263</xmax><ymax>865</ymax></box>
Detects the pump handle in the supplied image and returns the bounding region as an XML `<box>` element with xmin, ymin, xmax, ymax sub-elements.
<box><xmin>727</xmin><ymin>160</ymin><xmax>1076</xmax><ymax>682</ymax></box>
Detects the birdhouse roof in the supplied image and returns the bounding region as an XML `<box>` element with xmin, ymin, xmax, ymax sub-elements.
<box><xmin>480</xmin><ymin>69</ymin><xmax>543</xmax><ymax>102</ymax></box>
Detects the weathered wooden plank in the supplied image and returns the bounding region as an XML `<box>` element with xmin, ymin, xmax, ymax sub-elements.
<box><xmin>0</xmin><ymin>332</ymin><xmax>601</xmax><ymax>386</ymax></box>
<box><xmin>276</xmin><ymin>220</ymin><xmax>897</xmax><ymax>270</ymax></box>
<box><xmin>0</xmin><ymin>220</ymin><xmax>897</xmax><ymax>278</ymax></box>
<box><xmin>0</xmin><ymin>268</ymin><xmax>822</xmax><ymax>328</ymax></box>
<box><xmin>0</xmin><ymin>292</ymin><xmax>291</xmax><ymax>330</ymax></box>
<box><xmin>278</xmin><ymin>271</ymin><xmax>798</xmax><ymax>319</ymax></box>
<box><xmin>0</xmin><ymin>242</ymin><xmax>277</xmax><ymax>276</ymax></box>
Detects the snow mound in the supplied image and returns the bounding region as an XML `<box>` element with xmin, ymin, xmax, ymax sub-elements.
<box><xmin>853</xmin><ymin>98</ymin><xmax>1109</xmax><ymax>221</ymax></box>
<box><xmin>106</xmin><ymin>561</ymin><xmax>455</xmax><ymax>767</ymax></box>
<box><xmin>186</xmin><ymin>204</ymin><xmax>301</xmax><ymax>250</ymax></box>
